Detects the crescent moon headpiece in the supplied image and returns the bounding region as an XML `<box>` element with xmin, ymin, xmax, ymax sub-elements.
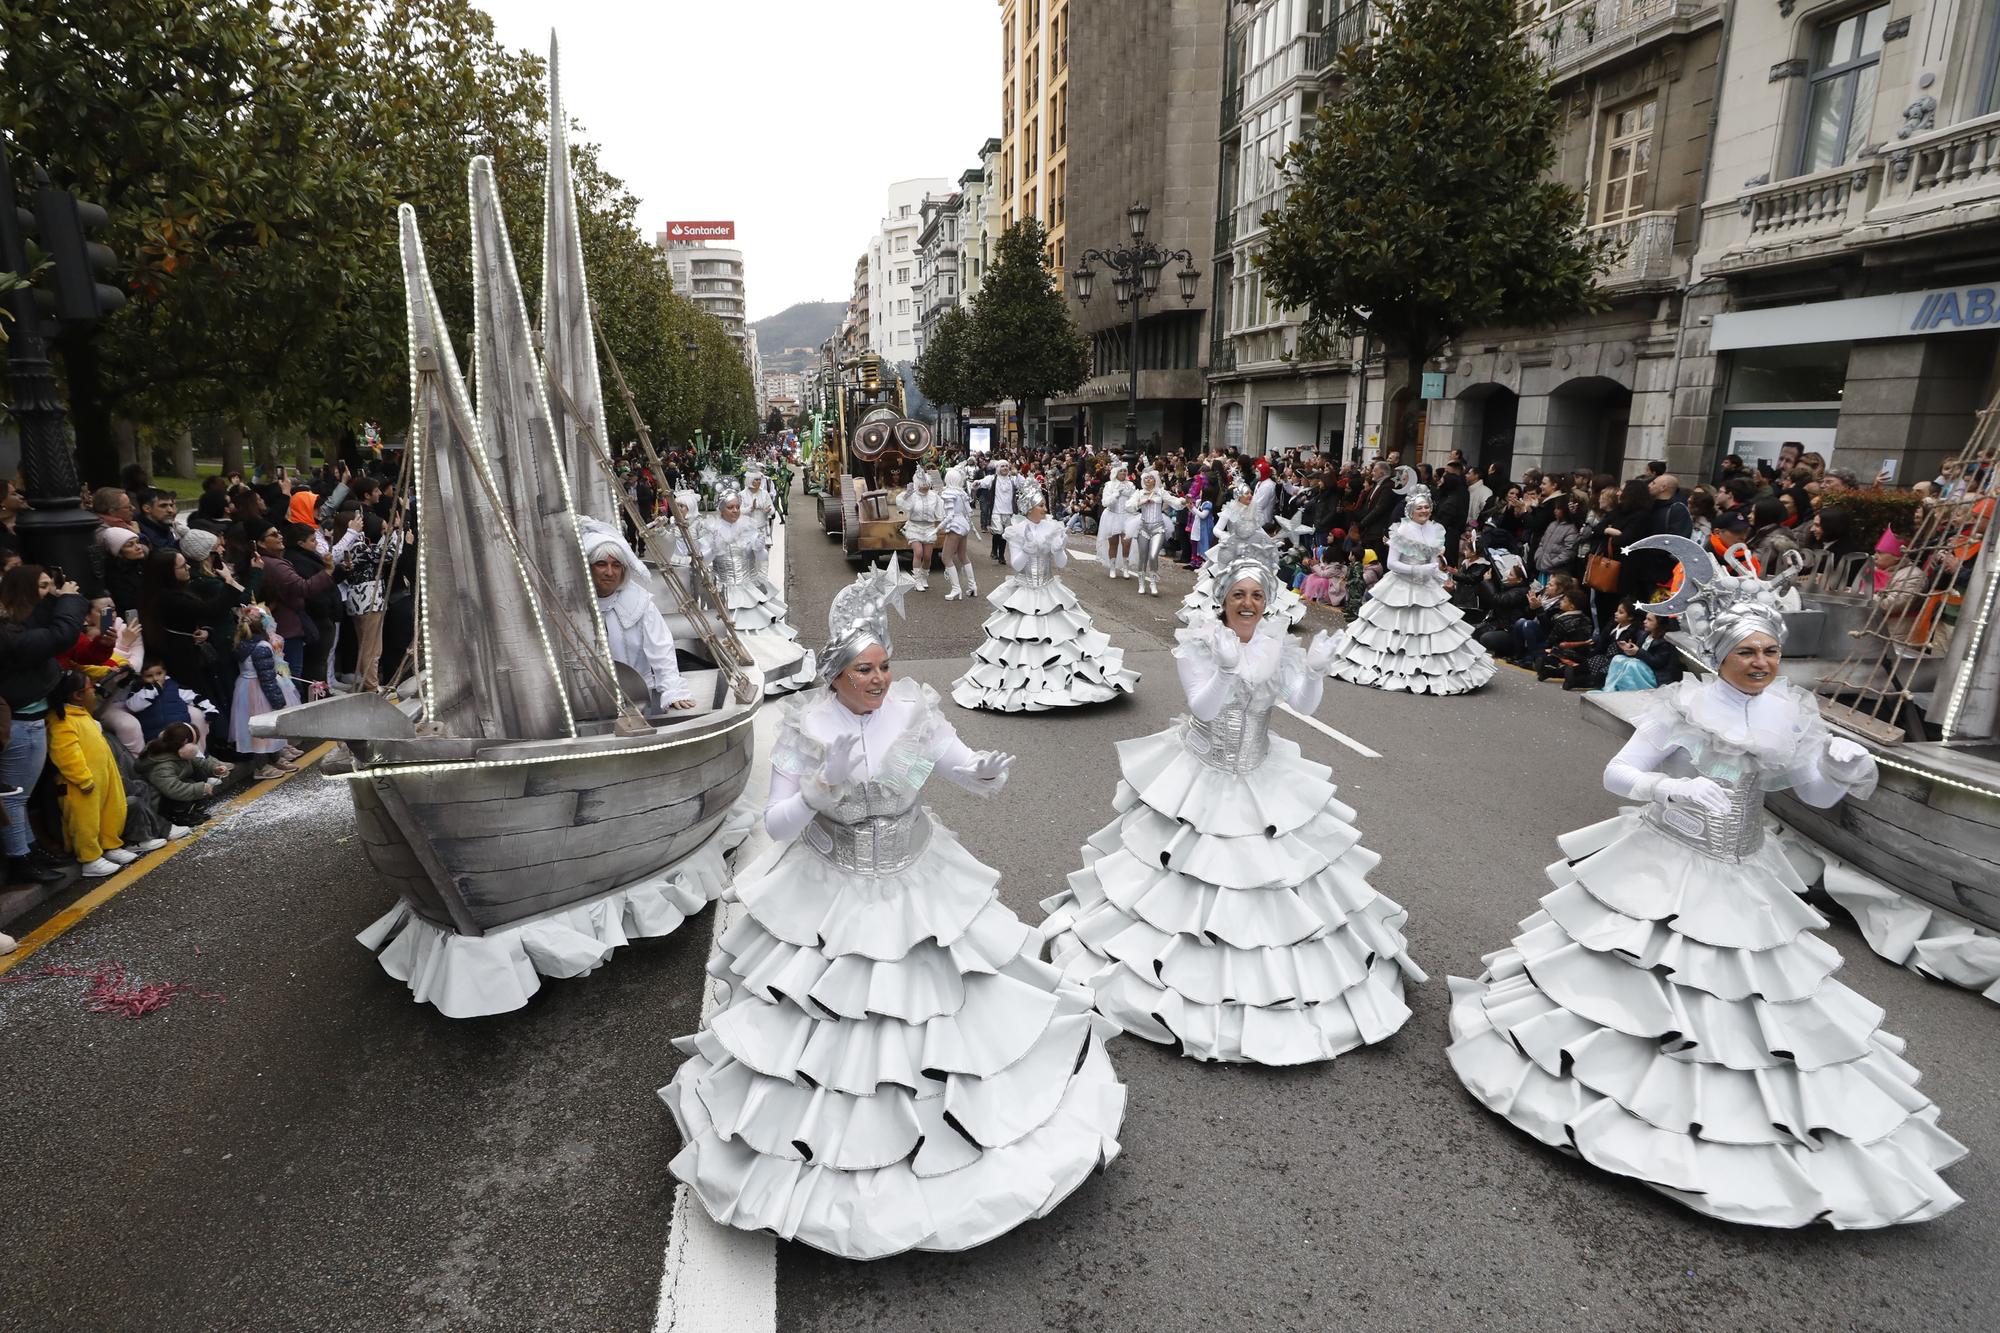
<box><xmin>1631</xmin><ymin>535</ymin><xmax>1803</xmax><ymax>667</ymax></box>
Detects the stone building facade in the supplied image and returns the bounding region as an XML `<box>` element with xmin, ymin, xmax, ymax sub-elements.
<box><xmin>1050</xmin><ymin>0</ymin><xmax>1226</xmax><ymax>453</ymax></box>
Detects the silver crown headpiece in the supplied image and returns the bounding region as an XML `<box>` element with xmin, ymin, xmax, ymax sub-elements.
<box><xmin>1632</xmin><ymin>535</ymin><xmax>1803</xmax><ymax>667</ymax></box>
<box><xmin>1014</xmin><ymin>479</ymin><xmax>1045</xmax><ymax>514</ymax></box>
<box><xmin>1209</xmin><ymin>526</ymin><xmax>1283</xmax><ymax>608</ymax></box>
<box><xmin>819</xmin><ymin>560</ymin><xmax>913</xmax><ymax>684</ymax></box>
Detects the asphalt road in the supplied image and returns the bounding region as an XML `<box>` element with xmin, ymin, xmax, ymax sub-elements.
<box><xmin>0</xmin><ymin>502</ymin><xmax>1991</xmax><ymax>1333</ymax></box>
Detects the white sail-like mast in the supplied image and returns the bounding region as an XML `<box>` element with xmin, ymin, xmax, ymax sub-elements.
<box><xmin>468</xmin><ymin>155</ymin><xmax>622</xmax><ymax>722</ymax></box>
<box><xmin>540</xmin><ymin>32</ymin><xmax>620</xmax><ymax>526</ymax></box>
<box><xmin>399</xmin><ymin>204</ymin><xmax>576</xmax><ymax>740</ymax></box>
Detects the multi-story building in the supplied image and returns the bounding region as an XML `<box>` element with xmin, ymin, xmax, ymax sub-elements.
<box><xmin>658</xmin><ymin>238</ymin><xmax>754</xmax><ymax>351</ymax></box>
<box><xmin>964</xmin><ymin>142</ymin><xmax>1002</xmax><ymax>304</ymax></box>
<box><xmin>915</xmin><ymin>189</ymin><xmax>963</xmax><ymax>358</ymax></box>
<box><xmin>999</xmin><ymin>0</ymin><xmax>1072</xmax><ymax>277</ymax></box>
<box><xmin>1679</xmin><ymin>0</ymin><xmax>2000</xmax><ymax>484</ymax></box>
<box><xmin>840</xmin><ymin>252</ymin><xmax>870</xmax><ymax>359</ymax></box>
<box><xmin>1051</xmin><ymin>0</ymin><xmax>1225</xmax><ymax>453</ymax></box>
<box><xmin>867</xmin><ymin>179</ymin><xmax>950</xmax><ymax>362</ymax></box>
<box><xmin>1210</xmin><ymin>0</ymin><xmax>2000</xmax><ymax>485</ymax></box>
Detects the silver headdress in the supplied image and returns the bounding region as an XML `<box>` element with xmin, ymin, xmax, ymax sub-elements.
<box><xmin>1393</xmin><ymin>466</ymin><xmax>1432</xmax><ymax>511</ymax></box>
<box><xmin>1208</xmin><ymin>526</ymin><xmax>1283</xmax><ymax>608</ymax></box>
<box><xmin>1014</xmin><ymin>479</ymin><xmax>1046</xmax><ymax>514</ymax></box>
<box><xmin>819</xmin><ymin>560</ymin><xmax>913</xmax><ymax>683</ymax></box>
<box><xmin>1632</xmin><ymin>535</ymin><xmax>1804</xmax><ymax>666</ymax></box>
<box><xmin>672</xmin><ymin>488</ymin><xmax>700</xmax><ymax>516</ymax></box>
<box><xmin>715</xmin><ymin>475</ymin><xmax>744</xmax><ymax>505</ymax></box>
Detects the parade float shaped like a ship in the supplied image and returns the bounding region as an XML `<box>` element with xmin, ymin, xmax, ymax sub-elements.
<box><xmin>1586</xmin><ymin>398</ymin><xmax>2000</xmax><ymax>1003</ymax></box>
<box><xmin>256</xmin><ymin>39</ymin><xmax>763</xmax><ymax>1018</ymax></box>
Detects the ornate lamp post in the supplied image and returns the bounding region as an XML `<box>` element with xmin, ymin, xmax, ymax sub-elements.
<box><xmin>1072</xmin><ymin>202</ymin><xmax>1200</xmax><ymax>454</ymax></box>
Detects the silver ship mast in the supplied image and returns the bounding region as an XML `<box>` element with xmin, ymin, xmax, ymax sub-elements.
<box><xmin>468</xmin><ymin>155</ymin><xmax>622</xmax><ymax>722</ymax></box>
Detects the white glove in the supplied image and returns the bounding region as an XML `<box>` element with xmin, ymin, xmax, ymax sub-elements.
<box><xmin>1654</xmin><ymin>776</ymin><xmax>1731</xmax><ymax>816</ymax></box>
<box><xmin>198</xmin><ymin>699</ymin><xmax>219</xmax><ymax>716</ymax></box>
<box><xmin>1305</xmin><ymin>629</ymin><xmax>1342</xmax><ymax>672</ymax></box>
<box><xmin>129</xmin><ymin>686</ymin><xmax>159</xmax><ymax>707</ymax></box>
<box><xmin>1430</xmin><ymin>564</ymin><xmax>1450</xmax><ymax>584</ymax></box>
<box><xmin>967</xmin><ymin>751</ymin><xmax>1013</xmax><ymax>784</ymax></box>
<box><xmin>820</xmin><ymin>733</ymin><xmax>864</xmax><ymax>787</ymax></box>
<box><xmin>1824</xmin><ymin>737</ymin><xmax>1874</xmax><ymax>778</ymax></box>
<box><xmin>1212</xmin><ymin>631</ymin><xmax>1244</xmax><ymax>672</ymax></box>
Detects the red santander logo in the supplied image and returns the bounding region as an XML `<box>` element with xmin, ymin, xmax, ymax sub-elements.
<box><xmin>665</xmin><ymin>220</ymin><xmax>736</xmax><ymax>241</ymax></box>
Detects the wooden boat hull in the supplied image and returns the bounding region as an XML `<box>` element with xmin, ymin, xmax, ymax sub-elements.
<box><xmin>349</xmin><ymin>727</ymin><xmax>751</xmax><ymax>936</ymax></box>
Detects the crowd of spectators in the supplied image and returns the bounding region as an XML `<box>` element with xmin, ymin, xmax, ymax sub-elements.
<box><xmin>0</xmin><ymin>461</ymin><xmax>413</xmax><ymax>951</ymax></box>
<box><xmin>941</xmin><ymin>433</ymin><xmax>1969</xmax><ymax>698</ymax></box>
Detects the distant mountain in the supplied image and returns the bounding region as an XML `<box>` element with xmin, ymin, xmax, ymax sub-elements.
<box><xmin>753</xmin><ymin>301</ymin><xmax>844</xmax><ymax>374</ymax></box>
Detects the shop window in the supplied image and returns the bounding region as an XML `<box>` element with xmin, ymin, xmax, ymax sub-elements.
<box><xmin>1598</xmin><ymin>99</ymin><xmax>1656</xmax><ymax>222</ymax></box>
<box><xmin>1799</xmin><ymin>4</ymin><xmax>1888</xmax><ymax>175</ymax></box>
<box><xmin>1223</xmin><ymin>403</ymin><xmax>1245</xmax><ymax>453</ymax></box>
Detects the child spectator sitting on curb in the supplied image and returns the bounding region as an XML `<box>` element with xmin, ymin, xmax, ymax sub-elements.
<box><xmin>138</xmin><ymin>722</ymin><xmax>230</xmax><ymax>827</ymax></box>
<box><xmin>123</xmin><ymin>660</ymin><xmax>218</xmax><ymax>754</ymax></box>
<box><xmin>47</xmin><ymin>668</ymin><xmax>161</xmax><ymax>878</ymax></box>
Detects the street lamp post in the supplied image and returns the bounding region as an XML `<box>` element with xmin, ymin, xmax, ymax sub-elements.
<box><xmin>1073</xmin><ymin>203</ymin><xmax>1200</xmax><ymax>455</ymax></box>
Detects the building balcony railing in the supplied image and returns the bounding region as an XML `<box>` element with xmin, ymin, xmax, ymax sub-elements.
<box><xmin>1741</xmin><ymin>162</ymin><xmax>1882</xmax><ymax>244</ymax></box>
<box><xmin>1527</xmin><ymin>0</ymin><xmax>1703</xmax><ymax>80</ymax></box>
<box><xmin>1591</xmin><ymin>209</ymin><xmax>1677</xmax><ymax>287</ymax></box>
<box><xmin>1209</xmin><ymin>341</ymin><xmax>1236</xmax><ymax>373</ymax></box>
<box><xmin>1879</xmin><ymin>110</ymin><xmax>2000</xmax><ymax>215</ymax></box>
<box><xmin>1215</xmin><ymin>211</ymin><xmax>1236</xmax><ymax>256</ymax></box>
<box><xmin>1220</xmin><ymin>85</ymin><xmax>1242</xmax><ymax>132</ymax></box>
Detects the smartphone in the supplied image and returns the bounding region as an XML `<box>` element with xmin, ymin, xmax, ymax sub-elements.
<box><xmin>1879</xmin><ymin>458</ymin><xmax>1898</xmax><ymax>483</ymax></box>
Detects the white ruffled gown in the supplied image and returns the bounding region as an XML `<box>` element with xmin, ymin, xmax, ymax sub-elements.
<box><xmin>1178</xmin><ymin>502</ymin><xmax>1306</xmax><ymax>628</ymax></box>
<box><xmin>952</xmin><ymin>516</ymin><xmax>1138</xmax><ymax>712</ymax></box>
<box><xmin>1447</xmin><ymin>676</ymin><xmax>1967</xmax><ymax>1228</ymax></box>
<box><xmin>701</xmin><ymin>514</ymin><xmax>815</xmax><ymax>694</ymax></box>
<box><xmin>1042</xmin><ymin>621</ymin><xmax>1428</xmax><ymax>1064</ymax></box>
<box><xmin>1330</xmin><ymin>518</ymin><xmax>1493</xmax><ymax>694</ymax></box>
<box><xmin>663</xmin><ymin>679</ymin><xmax>1126</xmax><ymax>1258</ymax></box>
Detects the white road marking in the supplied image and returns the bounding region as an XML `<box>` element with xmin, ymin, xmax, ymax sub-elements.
<box><xmin>654</xmin><ymin>520</ymin><xmax>781</xmax><ymax>1333</ymax></box>
<box><xmin>1278</xmin><ymin>703</ymin><xmax>1382</xmax><ymax>758</ymax></box>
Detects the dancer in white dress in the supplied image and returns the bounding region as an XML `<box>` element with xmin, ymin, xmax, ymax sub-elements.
<box><xmin>937</xmin><ymin>466</ymin><xmax>977</xmax><ymax>602</ymax></box>
<box><xmin>1043</xmin><ymin>530</ymin><xmax>1429</xmax><ymax>1064</ymax></box>
<box><xmin>972</xmin><ymin>459</ymin><xmax>1022</xmax><ymax>562</ymax></box>
<box><xmin>1447</xmin><ymin>536</ymin><xmax>1966</xmax><ymax>1229</ymax></box>
<box><xmin>1131</xmin><ymin>468</ymin><xmax>1184</xmax><ymax>596</ymax></box>
<box><xmin>897</xmin><ymin>469</ymin><xmax>943</xmax><ymax>592</ymax></box>
<box><xmin>742</xmin><ymin>468</ymin><xmax>777</xmax><ymax>539</ymax></box>
<box><xmin>700</xmin><ymin>488</ymin><xmax>815</xmax><ymax>695</ymax></box>
<box><xmin>1098</xmin><ymin>462</ymin><xmax>1138</xmax><ymax>580</ymax></box>
<box><xmin>662</xmin><ymin>563</ymin><xmax>1127</xmax><ymax>1259</ymax></box>
<box><xmin>1329</xmin><ymin>479</ymin><xmax>1494</xmax><ymax>695</ymax></box>
<box><xmin>1178</xmin><ymin>519</ymin><xmax>1307</xmax><ymax>629</ymax></box>
<box><xmin>952</xmin><ymin>482</ymin><xmax>1139</xmax><ymax>713</ymax></box>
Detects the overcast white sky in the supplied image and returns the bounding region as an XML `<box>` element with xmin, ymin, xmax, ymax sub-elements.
<box><xmin>474</xmin><ymin>0</ymin><xmax>998</xmax><ymax>322</ymax></box>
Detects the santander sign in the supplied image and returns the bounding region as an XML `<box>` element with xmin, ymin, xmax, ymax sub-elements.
<box><xmin>665</xmin><ymin>220</ymin><xmax>736</xmax><ymax>241</ymax></box>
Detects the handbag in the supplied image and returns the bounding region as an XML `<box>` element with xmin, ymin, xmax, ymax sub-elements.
<box><xmin>1585</xmin><ymin>550</ymin><xmax>1622</xmax><ymax>594</ymax></box>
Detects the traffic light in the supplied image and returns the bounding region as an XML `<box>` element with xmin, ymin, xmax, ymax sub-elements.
<box><xmin>32</xmin><ymin>182</ymin><xmax>123</xmax><ymax>326</ymax></box>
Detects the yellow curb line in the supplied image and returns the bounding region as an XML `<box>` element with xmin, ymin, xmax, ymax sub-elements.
<box><xmin>0</xmin><ymin>742</ymin><xmax>335</xmax><ymax>977</ymax></box>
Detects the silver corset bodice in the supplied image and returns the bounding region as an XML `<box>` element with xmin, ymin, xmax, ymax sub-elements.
<box><xmin>1182</xmin><ymin>692</ymin><xmax>1275</xmax><ymax>775</ymax></box>
<box><xmin>1018</xmin><ymin>548</ymin><xmax>1057</xmax><ymax>587</ymax></box>
<box><xmin>709</xmin><ymin>547</ymin><xmax>749</xmax><ymax>588</ymax></box>
<box><xmin>1644</xmin><ymin>773</ymin><xmax>1767</xmax><ymax>862</ymax></box>
<box><xmin>805</xmin><ymin>777</ymin><xmax>932</xmax><ymax>874</ymax></box>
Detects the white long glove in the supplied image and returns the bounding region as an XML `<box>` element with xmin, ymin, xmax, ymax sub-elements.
<box><xmin>967</xmin><ymin>751</ymin><xmax>1014</xmax><ymax>784</ymax></box>
<box><xmin>1305</xmin><ymin>629</ymin><xmax>1343</xmax><ymax>673</ymax></box>
<box><xmin>802</xmin><ymin>734</ymin><xmax>864</xmax><ymax>813</ymax></box>
<box><xmin>1825</xmin><ymin>737</ymin><xmax>1873</xmax><ymax>775</ymax></box>
<box><xmin>1212</xmin><ymin>631</ymin><xmax>1244</xmax><ymax>673</ymax></box>
<box><xmin>1654</xmin><ymin>775</ymin><xmax>1732</xmax><ymax>816</ymax></box>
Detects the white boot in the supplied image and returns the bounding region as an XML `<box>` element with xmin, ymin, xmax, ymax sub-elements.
<box><xmin>961</xmin><ymin>563</ymin><xmax>979</xmax><ymax>596</ymax></box>
<box><xmin>915</xmin><ymin>567</ymin><xmax>929</xmax><ymax>591</ymax></box>
<box><xmin>944</xmin><ymin>565</ymin><xmax>963</xmax><ymax>601</ymax></box>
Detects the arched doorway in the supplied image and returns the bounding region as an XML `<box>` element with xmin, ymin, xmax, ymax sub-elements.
<box><xmin>1455</xmin><ymin>384</ymin><xmax>1518</xmax><ymax>479</ymax></box>
<box><xmin>1544</xmin><ymin>377</ymin><xmax>1634</xmax><ymax>479</ymax></box>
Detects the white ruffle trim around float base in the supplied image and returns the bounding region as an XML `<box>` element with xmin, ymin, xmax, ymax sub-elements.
<box><xmin>355</xmin><ymin>804</ymin><xmax>756</xmax><ymax>1019</ymax></box>
<box><xmin>1773</xmin><ymin>823</ymin><xmax>2000</xmax><ymax>1005</ymax></box>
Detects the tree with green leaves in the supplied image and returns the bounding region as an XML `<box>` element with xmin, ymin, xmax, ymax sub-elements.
<box><xmin>1257</xmin><ymin>0</ymin><xmax>1614</xmax><ymax>447</ymax></box>
<box><xmin>913</xmin><ymin>304</ymin><xmax>975</xmax><ymax>430</ymax></box>
<box><xmin>964</xmin><ymin>220</ymin><xmax>1088</xmax><ymax>443</ymax></box>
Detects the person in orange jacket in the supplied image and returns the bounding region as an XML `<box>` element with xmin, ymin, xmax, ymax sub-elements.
<box><xmin>46</xmin><ymin>668</ymin><xmax>163</xmax><ymax>877</ymax></box>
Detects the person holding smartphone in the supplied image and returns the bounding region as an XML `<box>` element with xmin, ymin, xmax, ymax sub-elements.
<box><xmin>0</xmin><ymin>565</ymin><xmax>91</xmax><ymax>888</ymax></box>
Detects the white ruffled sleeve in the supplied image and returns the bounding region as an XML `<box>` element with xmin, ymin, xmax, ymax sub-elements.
<box><xmin>1279</xmin><ymin>640</ymin><xmax>1326</xmax><ymax>716</ymax></box>
<box><xmin>764</xmin><ymin>697</ymin><xmax>827</xmax><ymax>843</ymax></box>
<box><xmin>1385</xmin><ymin>524</ymin><xmax>1424</xmax><ymax>579</ymax></box>
<box><xmin>1603</xmin><ymin>731</ymin><xmax>1675</xmax><ymax>803</ymax></box>
<box><xmin>1173</xmin><ymin>625</ymin><xmax>1233</xmax><ymax>721</ymax></box>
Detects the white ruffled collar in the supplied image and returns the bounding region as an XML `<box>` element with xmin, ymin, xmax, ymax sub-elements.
<box><xmin>597</xmin><ymin>580</ymin><xmax>654</xmax><ymax>632</ymax></box>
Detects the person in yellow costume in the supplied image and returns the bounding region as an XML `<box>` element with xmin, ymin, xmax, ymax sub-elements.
<box><xmin>46</xmin><ymin>668</ymin><xmax>136</xmax><ymax>878</ymax></box>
